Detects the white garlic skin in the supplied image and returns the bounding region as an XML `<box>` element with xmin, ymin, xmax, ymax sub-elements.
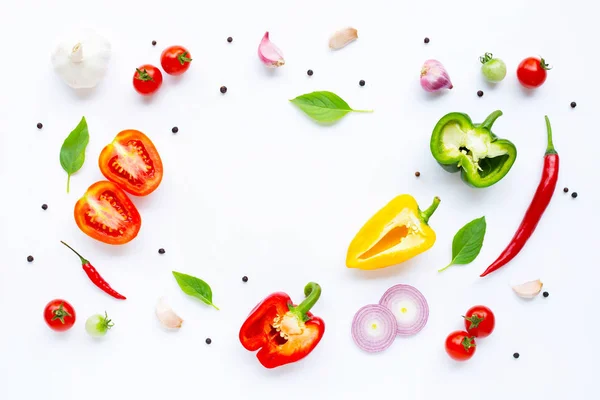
<box><xmin>51</xmin><ymin>30</ymin><xmax>111</xmax><ymax>89</ymax></box>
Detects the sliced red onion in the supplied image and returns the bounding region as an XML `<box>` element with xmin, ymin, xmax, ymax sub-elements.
<box><xmin>351</xmin><ymin>304</ymin><xmax>397</xmax><ymax>353</ymax></box>
<box><xmin>379</xmin><ymin>284</ymin><xmax>429</xmax><ymax>336</ymax></box>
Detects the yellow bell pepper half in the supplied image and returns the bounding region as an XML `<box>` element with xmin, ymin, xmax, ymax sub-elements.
<box><xmin>346</xmin><ymin>195</ymin><xmax>440</xmax><ymax>270</ymax></box>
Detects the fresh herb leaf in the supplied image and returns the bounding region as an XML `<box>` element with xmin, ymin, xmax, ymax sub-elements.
<box><xmin>439</xmin><ymin>216</ymin><xmax>486</xmax><ymax>272</ymax></box>
<box><xmin>289</xmin><ymin>91</ymin><xmax>372</xmax><ymax>123</ymax></box>
<box><xmin>59</xmin><ymin>116</ymin><xmax>89</xmax><ymax>193</ymax></box>
<box><xmin>172</xmin><ymin>271</ymin><xmax>219</xmax><ymax>310</ymax></box>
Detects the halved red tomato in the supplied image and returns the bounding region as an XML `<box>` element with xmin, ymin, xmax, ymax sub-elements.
<box><xmin>99</xmin><ymin>130</ymin><xmax>163</xmax><ymax>196</ymax></box>
<box><xmin>74</xmin><ymin>181</ymin><xmax>142</xmax><ymax>245</ymax></box>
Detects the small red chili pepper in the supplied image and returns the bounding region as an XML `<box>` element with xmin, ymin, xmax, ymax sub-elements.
<box><xmin>481</xmin><ymin>115</ymin><xmax>559</xmax><ymax>277</ymax></box>
<box><xmin>60</xmin><ymin>241</ymin><xmax>126</xmax><ymax>300</ymax></box>
<box><xmin>239</xmin><ymin>282</ymin><xmax>324</xmax><ymax>369</ymax></box>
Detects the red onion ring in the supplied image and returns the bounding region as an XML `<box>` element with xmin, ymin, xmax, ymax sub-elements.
<box><xmin>351</xmin><ymin>304</ymin><xmax>397</xmax><ymax>353</ymax></box>
<box><xmin>379</xmin><ymin>284</ymin><xmax>429</xmax><ymax>336</ymax></box>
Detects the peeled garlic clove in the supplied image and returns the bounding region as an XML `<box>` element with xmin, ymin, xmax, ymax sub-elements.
<box><xmin>512</xmin><ymin>279</ymin><xmax>543</xmax><ymax>299</ymax></box>
<box><xmin>328</xmin><ymin>27</ymin><xmax>358</xmax><ymax>50</ymax></box>
<box><xmin>258</xmin><ymin>32</ymin><xmax>285</xmax><ymax>68</ymax></box>
<box><xmin>420</xmin><ymin>59</ymin><xmax>453</xmax><ymax>92</ymax></box>
<box><xmin>156</xmin><ymin>298</ymin><xmax>183</xmax><ymax>329</ymax></box>
<box><xmin>51</xmin><ymin>29</ymin><xmax>111</xmax><ymax>89</ymax></box>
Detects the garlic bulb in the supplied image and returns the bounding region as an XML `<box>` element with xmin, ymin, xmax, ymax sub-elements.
<box><xmin>156</xmin><ymin>298</ymin><xmax>184</xmax><ymax>329</ymax></box>
<box><xmin>51</xmin><ymin>30</ymin><xmax>111</xmax><ymax>89</ymax></box>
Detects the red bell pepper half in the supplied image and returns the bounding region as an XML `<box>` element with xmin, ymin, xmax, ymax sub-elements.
<box><xmin>239</xmin><ymin>282</ymin><xmax>325</xmax><ymax>369</ymax></box>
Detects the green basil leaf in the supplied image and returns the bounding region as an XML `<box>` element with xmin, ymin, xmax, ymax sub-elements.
<box><xmin>172</xmin><ymin>271</ymin><xmax>219</xmax><ymax>310</ymax></box>
<box><xmin>289</xmin><ymin>91</ymin><xmax>372</xmax><ymax>123</ymax></box>
<box><xmin>59</xmin><ymin>116</ymin><xmax>89</xmax><ymax>193</ymax></box>
<box><xmin>439</xmin><ymin>216</ymin><xmax>486</xmax><ymax>272</ymax></box>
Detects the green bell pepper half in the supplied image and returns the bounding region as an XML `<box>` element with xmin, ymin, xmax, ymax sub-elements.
<box><xmin>430</xmin><ymin>110</ymin><xmax>517</xmax><ymax>188</ymax></box>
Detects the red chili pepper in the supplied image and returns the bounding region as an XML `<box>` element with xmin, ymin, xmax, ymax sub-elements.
<box><xmin>239</xmin><ymin>282</ymin><xmax>325</xmax><ymax>369</ymax></box>
<box><xmin>60</xmin><ymin>241</ymin><xmax>126</xmax><ymax>300</ymax></box>
<box><xmin>481</xmin><ymin>116</ymin><xmax>558</xmax><ymax>277</ymax></box>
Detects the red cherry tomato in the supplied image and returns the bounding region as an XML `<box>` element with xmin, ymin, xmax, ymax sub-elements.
<box><xmin>160</xmin><ymin>46</ymin><xmax>192</xmax><ymax>76</ymax></box>
<box><xmin>44</xmin><ymin>299</ymin><xmax>76</xmax><ymax>332</ymax></box>
<box><xmin>464</xmin><ymin>305</ymin><xmax>496</xmax><ymax>338</ymax></box>
<box><xmin>517</xmin><ymin>57</ymin><xmax>551</xmax><ymax>89</ymax></box>
<box><xmin>445</xmin><ymin>330</ymin><xmax>476</xmax><ymax>361</ymax></box>
<box><xmin>133</xmin><ymin>64</ymin><xmax>163</xmax><ymax>95</ymax></box>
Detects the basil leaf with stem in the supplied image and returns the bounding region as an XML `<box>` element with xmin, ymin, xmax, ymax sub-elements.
<box><xmin>289</xmin><ymin>91</ymin><xmax>373</xmax><ymax>123</ymax></box>
<box><xmin>172</xmin><ymin>271</ymin><xmax>219</xmax><ymax>310</ymax></box>
<box><xmin>59</xmin><ymin>116</ymin><xmax>89</xmax><ymax>193</ymax></box>
<box><xmin>439</xmin><ymin>216</ymin><xmax>486</xmax><ymax>272</ymax></box>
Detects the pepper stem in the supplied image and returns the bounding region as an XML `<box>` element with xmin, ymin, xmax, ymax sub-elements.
<box><xmin>60</xmin><ymin>241</ymin><xmax>89</xmax><ymax>264</ymax></box>
<box><xmin>480</xmin><ymin>110</ymin><xmax>503</xmax><ymax>131</ymax></box>
<box><xmin>293</xmin><ymin>282</ymin><xmax>322</xmax><ymax>317</ymax></box>
<box><xmin>544</xmin><ymin>115</ymin><xmax>557</xmax><ymax>155</ymax></box>
<box><xmin>420</xmin><ymin>196</ymin><xmax>441</xmax><ymax>224</ymax></box>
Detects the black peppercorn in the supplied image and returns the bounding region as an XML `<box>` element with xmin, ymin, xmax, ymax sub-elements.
<box><xmin>152</xmin><ymin>40</ymin><xmax>157</xmax><ymax>46</ymax></box>
<box><xmin>171</xmin><ymin>127</ymin><xmax>178</xmax><ymax>134</ymax></box>
<box><xmin>424</xmin><ymin>37</ymin><xmax>430</xmax><ymax>44</ymax></box>
<box><xmin>205</xmin><ymin>338</ymin><xmax>212</xmax><ymax>344</ymax></box>
<box><xmin>359</xmin><ymin>80</ymin><xmax>365</xmax><ymax>87</ymax></box>
<box><xmin>477</xmin><ymin>90</ymin><xmax>484</xmax><ymax>97</ymax></box>
<box><xmin>415</xmin><ymin>171</ymin><xmax>421</xmax><ymax>177</ymax></box>
<box><xmin>158</xmin><ymin>248</ymin><xmax>165</xmax><ymax>254</ymax></box>
<box><xmin>563</xmin><ymin>187</ymin><xmax>569</xmax><ymax>193</ymax></box>
<box><xmin>570</xmin><ymin>102</ymin><xmax>576</xmax><ymax>108</ymax></box>
<box><xmin>513</xmin><ymin>353</ymin><xmax>520</xmax><ymax>359</ymax></box>
<box><xmin>242</xmin><ymin>276</ymin><xmax>248</xmax><ymax>282</ymax></box>
<box><xmin>571</xmin><ymin>192</ymin><xmax>578</xmax><ymax>198</ymax></box>
<box><xmin>37</xmin><ymin>122</ymin><xmax>43</xmax><ymax>129</ymax></box>
<box><xmin>227</xmin><ymin>37</ymin><xmax>233</xmax><ymax>43</ymax></box>
<box><xmin>27</xmin><ymin>255</ymin><xmax>34</xmax><ymax>262</ymax></box>
<box><xmin>220</xmin><ymin>86</ymin><xmax>227</xmax><ymax>94</ymax></box>
<box><xmin>41</xmin><ymin>204</ymin><xmax>48</xmax><ymax>210</ymax></box>
<box><xmin>307</xmin><ymin>69</ymin><xmax>313</xmax><ymax>76</ymax></box>
<box><xmin>543</xmin><ymin>291</ymin><xmax>549</xmax><ymax>298</ymax></box>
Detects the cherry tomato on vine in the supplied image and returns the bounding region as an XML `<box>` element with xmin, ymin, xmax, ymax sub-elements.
<box><xmin>98</xmin><ymin>130</ymin><xmax>163</xmax><ymax>196</ymax></box>
<box><xmin>517</xmin><ymin>56</ymin><xmax>551</xmax><ymax>89</ymax></box>
<box><xmin>463</xmin><ymin>305</ymin><xmax>495</xmax><ymax>338</ymax></box>
<box><xmin>74</xmin><ymin>181</ymin><xmax>142</xmax><ymax>245</ymax></box>
<box><xmin>44</xmin><ymin>299</ymin><xmax>76</xmax><ymax>332</ymax></box>
<box><xmin>445</xmin><ymin>330</ymin><xmax>476</xmax><ymax>361</ymax></box>
<box><xmin>133</xmin><ymin>64</ymin><xmax>163</xmax><ymax>95</ymax></box>
<box><xmin>160</xmin><ymin>46</ymin><xmax>192</xmax><ymax>76</ymax></box>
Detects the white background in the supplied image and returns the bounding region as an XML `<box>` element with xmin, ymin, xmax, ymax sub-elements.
<box><xmin>0</xmin><ymin>0</ymin><xmax>597</xmax><ymax>399</ymax></box>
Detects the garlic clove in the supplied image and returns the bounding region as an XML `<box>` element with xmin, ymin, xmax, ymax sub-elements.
<box><xmin>51</xmin><ymin>29</ymin><xmax>111</xmax><ymax>89</ymax></box>
<box><xmin>512</xmin><ymin>279</ymin><xmax>543</xmax><ymax>299</ymax></box>
<box><xmin>258</xmin><ymin>32</ymin><xmax>285</xmax><ymax>68</ymax></box>
<box><xmin>420</xmin><ymin>59</ymin><xmax>453</xmax><ymax>92</ymax></box>
<box><xmin>328</xmin><ymin>27</ymin><xmax>358</xmax><ymax>50</ymax></box>
<box><xmin>156</xmin><ymin>298</ymin><xmax>184</xmax><ymax>329</ymax></box>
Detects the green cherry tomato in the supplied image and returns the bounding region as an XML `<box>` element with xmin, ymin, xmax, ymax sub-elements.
<box><xmin>480</xmin><ymin>53</ymin><xmax>506</xmax><ymax>83</ymax></box>
<box><xmin>85</xmin><ymin>312</ymin><xmax>114</xmax><ymax>337</ymax></box>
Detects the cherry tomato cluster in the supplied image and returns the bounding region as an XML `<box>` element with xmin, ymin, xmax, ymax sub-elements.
<box><xmin>44</xmin><ymin>299</ymin><xmax>114</xmax><ymax>337</ymax></box>
<box><xmin>133</xmin><ymin>45</ymin><xmax>192</xmax><ymax>96</ymax></box>
<box><xmin>445</xmin><ymin>305</ymin><xmax>495</xmax><ymax>362</ymax></box>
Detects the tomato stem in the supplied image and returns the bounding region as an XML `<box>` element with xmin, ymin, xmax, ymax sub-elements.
<box><xmin>463</xmin><ymin>314</ymin><xmax>483</xmax><ymax>329</ymax></box>
<box><xmin>135</xmin><ymin>68</ymin><xmax>154</xmax><ymax>81</ymax></box>
<box><xmin>540</xmin><ymin>57</ymin><xmax>552</xmax><ymax>70</ymax></box>
<box><xmin>178</xmin><ymin>52</ymin><xmax>192</xmax><ymax>65</ymax></box>
<box><xmin>479</xmin><ymin>52</ymin><xmax>493</xmax><ymax>64</ymax></box>
<box><xmin>52</xmin><ymin>303</ymin><xmax>72</xmax><ymax>324</ymax></box>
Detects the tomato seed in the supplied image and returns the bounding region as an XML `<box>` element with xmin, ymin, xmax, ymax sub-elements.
<box><xmin>543</xmin><ymin>291</ymin><xmax>549</xmax><ymax>298</ymax></box>
<box><xmin>477</xmin><ymin>90</ymin><xmax>484</xmax><ymax>97</ymax></box>
<box><xmin>415</xmin><ymin>171</ymin><xmax>421</xmax><ymax>177</ymax></box>
<box><xmin>227</xmin><ymin>37</ymin><xmax>233</xmax><ymax>43</ymax></box>
<box><xmin>571</xmin><ymin>192</ymin><xmax>578</xmax><ymax>198</ymax></box>
<box><xmin>158</xmin><ymin>248</ymin><xmax>165</xmax><ymax>254</ymax></box>
<box><xmin>424</xmin><ymin>37</ymin><xmax>430</xmax><ymax>44</ymax></box>
<box><xmin>513</xmin><ymin>353</ymin><xmax>520</xmax><ymax>359</ymax></box>
<box><xmin>307</xmin><ymin>69</ymin><xmax>313</xmax><ymax>76</ymax></box>
<box><xmin>205</xmin><ymin>338</ymin><xmax>212</xmax><ymax>344</ymax></box>
<box><xmin>37</xmin><ymin>122</ymin><xmax>43</xmax><ymax>129</ymax></box>
<box><xmin>152</xmin><ymin>40</ymin><xmax>157</xmax><ymax>46</ymax></box>
<box><xmin>41</xmin><ymin>204</ymin><xmax>48</xmax><ymax>210</ymax></box>
<box><xmin>220</xmin><ymin>86</ymin><xmax>227</xmax><ymax>94</ymax></box>
<box><xmin>359</xmin><ymin>80</ymin><xmax>365</xmax><ymax>87</ymax></box>
<box><xmin>570</xmin><ymin>102</ymin><xmax>576</xmax><ymax>108</ymax></box>
<box><xmin>242</xmin><ymin>276</ymin><xmax>248</xmax><ymax>282</ymax></box>
<box><xmin>171</xmin><ymin>127</ymin><xmax>178</xmax><ymax>134</ymax></box>
<box><xmin>563</xmin><ymin>187</ymin><xmax>569</xmax><ymax>193</ymax></box>
<box><xmin>27</xmin><ymin>255</ymin><xmax>34</xmax><ymax>262</ymax></box>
